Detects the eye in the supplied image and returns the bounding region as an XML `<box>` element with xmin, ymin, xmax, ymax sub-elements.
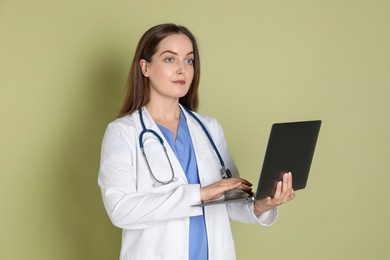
<box><xmin>186</xmin><ymin>58</ymin><xmax>194</xmax><ymax>65</ymax></box>
<box><xmin>164</xmin><ymin>57</ymin><xmax>174</xmax><ymax>63</ymax></box>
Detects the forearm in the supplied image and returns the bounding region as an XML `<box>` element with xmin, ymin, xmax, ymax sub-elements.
<box><xmin>100</xmin><ymin>184</ymin><xmax>203</xmax><ymax>229</ymax></box>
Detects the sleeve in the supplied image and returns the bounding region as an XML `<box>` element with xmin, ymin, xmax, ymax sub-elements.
<box><xmin>98</xmin><ymin>123</ymin><xmax>203</xmax><ymax>230</ymax></box>
<box><xmin>209</xmin><ymin>119</ymin><xmax>278</xmax><ymax>226</ymax></box>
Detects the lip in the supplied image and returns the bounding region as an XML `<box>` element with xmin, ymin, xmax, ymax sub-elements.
<box><xmin>172</xmin><ymin>80</ymin><xmax>186</xmax><ymax>85</ymax></box>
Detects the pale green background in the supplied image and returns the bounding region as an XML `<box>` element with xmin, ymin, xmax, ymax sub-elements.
<box><xmin>1</xmin><ymin>0</ymin><xmax>389</xmax><ymax>259</ymax></box>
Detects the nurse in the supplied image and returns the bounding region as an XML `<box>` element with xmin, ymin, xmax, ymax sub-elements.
<box><xmin>98</xmin><ymin>23</ymin><xmax>295</xmax><ymax>260</ymax></box>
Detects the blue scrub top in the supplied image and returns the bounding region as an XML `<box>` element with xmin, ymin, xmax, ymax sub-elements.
<box><xmin>157</xmin><ymin>109</ymin><xmax>208</xmax><ymax>260</ymax></box>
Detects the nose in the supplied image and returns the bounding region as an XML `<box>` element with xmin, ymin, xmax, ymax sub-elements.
<box><xmin>177</xmin><ymin>60</ymin><xmax>186</xmax><ymax>75</ymax></box>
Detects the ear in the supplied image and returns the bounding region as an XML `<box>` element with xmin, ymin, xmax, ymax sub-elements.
<box><xmin>140</xmin><ymin>59</ymin><xmax>149</xmax><ymax>77</ymax></box>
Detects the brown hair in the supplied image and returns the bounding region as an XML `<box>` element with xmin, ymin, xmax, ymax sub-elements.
<box><xmin>118</xmin><ymin>23</ymin><xmax>201</xmax><ymax>117</ymax></box>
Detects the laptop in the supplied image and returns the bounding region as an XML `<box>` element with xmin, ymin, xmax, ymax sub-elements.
<box><xmin>195</xmin><ymin>120</ymin><xmax>321</xmax><ymax>206</ymax></box>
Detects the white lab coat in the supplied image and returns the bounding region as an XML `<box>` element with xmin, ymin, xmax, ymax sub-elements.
<box><xmin>98</xmin><ymin>106</ymin><xmax>277</xmax><ymax>260</ymax></box>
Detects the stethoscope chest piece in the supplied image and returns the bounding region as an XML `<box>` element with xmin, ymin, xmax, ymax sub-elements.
<box><xmin>221</xmin><ymin>167</ymin><xmax>232</xmax><ymax>179</ymax></box>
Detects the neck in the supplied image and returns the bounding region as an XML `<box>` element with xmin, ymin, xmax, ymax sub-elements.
<box><xmin>146</xmin><ymin>100</ymin><xmax>181</xmax><ymax>140</ymax></box>
<box><xmin>145</xmin><ymin>99</ymin><xmax>181</xmax><ymax>123</ymax></box>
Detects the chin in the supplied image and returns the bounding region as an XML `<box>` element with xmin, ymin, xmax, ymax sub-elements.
<box><xmin>174</xmin><ymin>88</ymin><xmax>190</xmax><ymax>98</ymax></box>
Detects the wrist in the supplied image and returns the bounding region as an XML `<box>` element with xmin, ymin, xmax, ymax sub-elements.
<box><xmin>253</xmin><ymin>200</ymin><xmax>273</xmax><ymax>217</ymax></box>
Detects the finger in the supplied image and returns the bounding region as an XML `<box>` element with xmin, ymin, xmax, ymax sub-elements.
<box><xmin>240</xmin><ymin>179</ymin><xmax>253</xmax><ymax>187</ymax></box>
<box><xmin>239</xmin><ymin>183</ymin><xmax>253</xmax><ymax>189</ymax></box>
<box><xmin>287</xmin><ymin>172</ymin><xmax>292</xmax><ymax>192</ymax></box>
<box><xmin>282</xmin><ymin>173</ymin><xmax>291</xmax><ymax>194</ymax></box>
<box><xmin>281</xmin><ymin>173</ymin><xmax>296</xmax><ymax>203</ymax></box>
<box><xmin>279</xmin><ymin>173</ymin><xmax>292</xmax><ymax>201</ymax></box>
<box><xmin>230</xmin><ymin>183</ymin><xmax>253</xmax><ymax>194</ymax></box>
<box><xmin>289</xmin><ymin>189</ymin><xmax>296</xmax><ymax>200</ymax></box>
<box><xmin>224</xmin><ymin>181</ymin><xmax>242</xmax><ymax>191</ymax></box>
<box><xmin>231</xmin><ymin>177</ymin><xmax>253</xmax><ymax>187</ymax></box>
<box><xmin>272</xmin><ymin>180</ymin><xmax>283</xmax><ymax>200</ymax></box>
<box><xmin>286</xmin><ymin>173</ymin><xmax>295</xmax><ymax>200</ymax></box>
<box><xmin>245</xmin><ymin>189</ymin><xmax>254</xmax><ymax>196</ymax></box>
<box><xmin>238</xmin><ymin>184</ymin><xmax>254</xmax><ymax>196</ymax></box>
<box><xmin>288</xmin><ymin>173</ymin><xmax>294</xmax><ymax>198</ymax></box>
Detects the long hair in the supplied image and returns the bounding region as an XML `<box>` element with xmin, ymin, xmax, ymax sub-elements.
<box><xmin>118</xmin><ymin>23</ymin><xmax>201</xmax><ymax>117</ymax></box>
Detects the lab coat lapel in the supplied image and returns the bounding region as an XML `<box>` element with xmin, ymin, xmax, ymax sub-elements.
<box><xmin>182</xmin><ymin>107</ymin><xmax>222</xmax><ymax>186</ymax></box>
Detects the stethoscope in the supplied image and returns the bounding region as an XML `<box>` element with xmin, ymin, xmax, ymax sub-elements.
<box><xmin>138</xmin><ymin>107</ymin><xmax>232</xmax><ymax>186</ymax></box>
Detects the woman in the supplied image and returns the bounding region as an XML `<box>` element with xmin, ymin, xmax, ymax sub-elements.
<box><xmin>98</xmin><ymin>23</ymin><xmax>295</xmax><ymax>260</ymax></box>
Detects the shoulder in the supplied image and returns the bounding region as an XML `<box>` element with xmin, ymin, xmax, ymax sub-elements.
<box><xmin>104</xmin><ymin>112</ymin><xmax>139</xmax><ymax>141</ymax></box>
<box><xmin>108</xmin><ymin>113</ymin><xmax>137</xmax><ymax>129</ymax></box>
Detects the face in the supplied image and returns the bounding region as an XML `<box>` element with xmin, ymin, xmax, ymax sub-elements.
<box><xmin>140</xmin><ymin>34</ymin><xmax>195</xmax><ymax>104</ymax></box>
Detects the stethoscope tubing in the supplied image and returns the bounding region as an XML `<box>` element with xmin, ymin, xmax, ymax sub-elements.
<box><xmin>138</xmin><ymin>107</ymin><xmax>231</xmax><ymax>186</ymax></box>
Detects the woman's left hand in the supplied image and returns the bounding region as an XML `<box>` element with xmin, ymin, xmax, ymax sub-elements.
<box><xmin>253</xmin><ymin>172</ymin><xmax>296</xmax><ymax>217</ymax></box>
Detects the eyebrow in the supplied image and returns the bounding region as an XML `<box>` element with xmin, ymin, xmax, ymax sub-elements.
<box><xmin>159</xmin><ymin>50</ymin><xmax>194</xmax><ymax>56</ymax></box>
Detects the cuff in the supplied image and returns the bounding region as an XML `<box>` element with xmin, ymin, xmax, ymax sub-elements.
<box><xmin>247</xmin><ymin>202</ymin><xmax>278</xmax><ymax>226</ymax></box>
<box><xmin>189</xmin><ymin>184</ymin><xmax>202</xmax><ymax>204</ymax></box>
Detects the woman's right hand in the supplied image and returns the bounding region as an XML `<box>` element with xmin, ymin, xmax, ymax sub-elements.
<box><xmin>200</xmin><ymin>177</ymin><xmax>253</xmax><ymax>202</ymax></box>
